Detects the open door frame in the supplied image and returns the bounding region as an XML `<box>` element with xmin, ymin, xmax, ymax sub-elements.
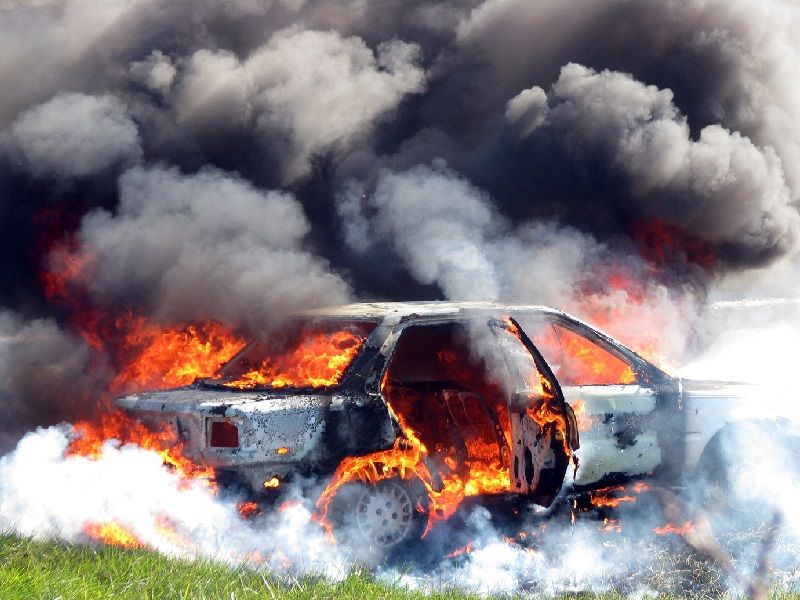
<box><xmin>488</xmin><ymin>316</ymin><xmax>580</xmax><ymax>507</ymax></box>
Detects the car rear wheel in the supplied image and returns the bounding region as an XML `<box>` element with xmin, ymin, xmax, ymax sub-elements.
<box><xmin>329</xmin><ymin>477</ymin><xmax>428</xmax><ymax>565</ymax></box>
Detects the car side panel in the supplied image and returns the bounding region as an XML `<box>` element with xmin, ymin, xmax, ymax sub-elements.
<box><xmin>562</xmin><ymin>385</ymin><xmax>662</xmax><ymax>485</ymax></box>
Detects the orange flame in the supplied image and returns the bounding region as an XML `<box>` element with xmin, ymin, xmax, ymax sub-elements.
<box><xmin>570</xmin><ymin>399</ymin><xmax>593</xmax><ymax>431</ymax></box>
<box><xmin>316</xmin><ymin>317</ymin><xmax>571</xmax><ymax>540</ymax></box>
<box><xmin>555</xmin><ymin>327</ymin><xmax>635</xmax><ymax>385</ymax></box>
<box><xmin>84</xmin><ymin>522</ymin><xmax>143</xmax><ymax>548</ymax></box>
<box><xmin>153</xmin><ymin>515</ymin><xmax>193</xmax><ymax>550</ymax></box>
<box><xmin>40</xmin><ymin>236</ymin><xmax>247</xmax><ymax>395</ymax></box>
<box><xmin>445</xmin><ymin>541</ymin><xmax>475</xmax><ymax>559</ymax></box>
<box><xmin>654</xmin><ymin>521</ymin><xmax>695</xmax><ymax>535</ymax></box>
<box><xmin>315</xmin><ymin>386</ymin><xmax>512</xmax><ymax>537</ymax></box>
<box><xmin>278</xmin><ymin>500</ymin><xmax>301</xmax><ymax>513</ymax></box>
<box><xmin>110</xmin><ymin>315</ymin><xmax>246</xmax><ymax>393</ymax></box>
<box><xmin>222</xmin><ymin>330</ymin><xmax>364</xmax><ymax>389</ymax></box>
<box><xmin>589</xmin><ymin>485</ymin><xmax>637</xmax><ymax>509</ymax></box>
<box><xmin>41</xmin><ymin>239</ymin><xmax>96</xmax><ymax>305</ymax></box>
<box><xmin>633</xmin><ymin>219</ymin><xmax>716</xmax><ymax>270</ymax></box>
<box><xmin>571</xmin><ymin>264</ymin><xmax>677</xmax><ymax>373</ymax></box>
<box><xmin>528</xmin><ymin>321</ymin><xmax>635</xmax><ymax>386</ymax></box>
<box><xmin>504</xmin><ymin>317</ymin><xmax>573</xmax><ymax>458</ymax></box>
<box><xmin>237</xmin><ymin>501</ymin><xmax>261</xmax><ymax>518</ymax></box>
<box><xmin>600</xmin><ymin>518</ymin><xmax>622</xmax><ymax>533</ymax></box>
<box><xmin>67</xmin><ymin>411</ymin><xmax>215</xmax><ymax>484</ymax></box>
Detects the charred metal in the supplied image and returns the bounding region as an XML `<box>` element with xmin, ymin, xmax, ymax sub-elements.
<box><xmin>114</xmin><ymin>301</ymin><xmax>783</xmax><ymax>553</ymax></box>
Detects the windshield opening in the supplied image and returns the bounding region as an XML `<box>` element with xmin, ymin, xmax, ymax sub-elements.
<box><xmin>205</xmin><ymin>319</ymin><xmax>377</xmax><ymax>390</ymax></box>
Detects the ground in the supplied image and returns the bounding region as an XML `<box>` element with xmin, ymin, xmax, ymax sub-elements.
<box><xmin>3</xmin><ymin>531</ymin><xmax>800</xmax><ymax>600</ymax></box>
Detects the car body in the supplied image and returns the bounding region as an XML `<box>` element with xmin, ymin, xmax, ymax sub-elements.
<box><xmin>115</xmin><ymin>302</ymin><xmax>786</xmax><ymax>541</ymax></box>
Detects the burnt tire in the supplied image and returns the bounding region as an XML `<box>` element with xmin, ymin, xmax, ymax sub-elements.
<box><xmin>695</xmin><ymin>421</ymin><xmax>795</xmax><ymax>535</ymax></box>
<box><xmin>328</xmin><ymin>477</ymin><xmax>428</xmax><ymax>565</ymax></box>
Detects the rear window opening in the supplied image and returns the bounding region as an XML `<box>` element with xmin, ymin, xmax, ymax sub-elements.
<box><xmin>205</xmin><ymin>319</ymin><xmax>377</xmax><ymax>390</ymax></box>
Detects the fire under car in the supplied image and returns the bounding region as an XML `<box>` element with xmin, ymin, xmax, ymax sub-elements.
<box><xmin>115</xmin><ymin>302</ymin><xmax>793</xmax><ymax>557</ymax></box>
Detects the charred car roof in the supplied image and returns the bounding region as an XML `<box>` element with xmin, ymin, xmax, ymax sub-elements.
<box><xmin>297</xmin><ymin>301</ymin><xmax>571</xmax><ymax>323</ymax></box>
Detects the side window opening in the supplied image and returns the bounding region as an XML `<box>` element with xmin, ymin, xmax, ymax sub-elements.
<box><xmin>520</xmin><ymin>319</ymin><xmax>636</xmax><ymax>386</ymax></box>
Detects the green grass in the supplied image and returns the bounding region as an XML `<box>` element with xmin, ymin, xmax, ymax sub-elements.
<box><xmin>0</xmin><ymin>532</ymin><xmax>498</xmax><ymax>600</ymax></box>
<box><xmin>3</xmin><ymin>532</ymin><xmax>800</xmax><ymax>600</ymax></box>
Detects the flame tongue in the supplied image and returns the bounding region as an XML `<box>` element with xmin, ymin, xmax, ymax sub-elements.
<box><xmin>315</xmin><ymin>376</ymin><xmax>504</xmax><ymax>537</ymax></box>
<box><xmin>316</xmin><ymin>317</ymin><xmax>568</xmax><ymax>539</ymax></box>
<box><xmin>67</xmin><ymin>411</ymin><xmax>215</xmax><ymax>483</ymax></box>
<box><xmin>655</xmin><ymin>521</ymin><xmax>695</xmax><ymax>535</ymax></box>
<box><xmin>84</xmin><ymin>522</ymin><xmax>143</xmax><ymax>548</ymax></box>
<box><xmin>221</xmin><ymin>329</ymin><xmax>366</xmax><ymax>389</ymax></box>
<box><xmin>68</xmin><ymin>411</ymin><xmax>218</xmax><ymax>548</ymax></box>
<box><xmin>110</xmin><ymin>316</ymin><xmax>246</xmax><ymax>393</ymax></box>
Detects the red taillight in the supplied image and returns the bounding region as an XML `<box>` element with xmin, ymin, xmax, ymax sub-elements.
<box><xmin>209</xmin><ymin>420</ymin><xmax>239</xmax><ymax>448</ymax></box>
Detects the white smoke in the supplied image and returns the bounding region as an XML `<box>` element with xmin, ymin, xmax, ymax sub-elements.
<box><xmin>678</xmin><ymin>257</ymin><xmax>800</xmax><ymax>385</ymax></box>
<box><xmin>2</xmin><ymin>92</ymin><xmax>142</xmax><ymax>179</ymax></box>
<box><xmin>3</xmin><ymin>417</ymin><xmax>800</xmax><ymax>596</ymax></box>
<box><xmin>0</xmin><ymin>425</ymin><xmax>349</xmax><ymax>578</ymax></box>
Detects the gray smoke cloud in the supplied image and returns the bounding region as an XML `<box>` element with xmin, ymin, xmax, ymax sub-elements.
<box><xmin>338</xmin><ymin>162</ymin><xmax>698</xmax><ymax>361</ymax></box>
<box><xmin>1</xmin><ymin>0</ymin><xmax>799</xmax><ymax>278</ymax></box>
<box><xmin>339</xmin><ymin>162</ymin><xmax>600</xmax><ymax>303</ymax></box>
<box><xmin>128</xmin><ymin>50</ymin><xmax>176</xmax><ymax>96</ymax></box>
<box><xmin>1</xmin><ymin>92</ymin><xmax>142</xmax><ymax>179</ymax></box>
<box><xmin>339</xmin><ymin>163</ymin><xmax>503</xmax><ymax>300</ymax></box>
<box><xmin>174</xmin><ymin>28</ymin><xmax>425</xmax><ymax>182</ymax></box>
<box><xmin>77</xmin><ymin>164</ymin><xmax>352</xmax><ymax>331</ymax></box>
<box><xmin>0</xmin><ymin>311</ymin><xmax>103</xmax><ymax>453</ymax></box>
<box><xmin>504</xmin><ymin>63</ymin><xmax>799</xmax><ymax>265</ymax></box>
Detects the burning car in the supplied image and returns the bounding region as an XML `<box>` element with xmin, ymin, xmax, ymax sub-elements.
<box><xmin>113</xmin><ymin>302</ymin><xmax>781</xmax><ymax>556</ymax></box>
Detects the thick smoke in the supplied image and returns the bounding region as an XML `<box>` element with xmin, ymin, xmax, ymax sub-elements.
<box><xmin>76</xmin><ymin>164</ymin><xmax>351</xmax><ymax>331</ymax></box>
<box><xmin>1</xmin><ymin>93</ymin><xmax>142</xmax><ymax>179</ymax></box>
<box><xmin>2</xmin><ymin>0</ymin><xmax>800</xmax><ymax>593</ymax></box>
<box><xmin>0</xmin><ymin>311</ymin><xmax>104</xmax><ymax>452</ymax></box>
<box><xmin>338</xmin><ymin>162</ymin><xmax>698</xmax><ymax>360</ymax></box>
<box><xmin>5</xmin><ymin>422</ymin><xmax>800</xmax><ymax>596</ymax></box>
<box><xmin>505</xmin><ymin>63</ymin><xmax>799</xmax><ymax>265</ymax></box>
<box><xmin>0</xmin><ymin>426</ymin><xmax>348</xmax><ymax>577</ymax></box>
<box><xmin>3</xmin><ymin>0</ymin><xmax>800</xmax><ymax>307</ymax></box>
<box><xmin>173</xmin><ymin>28</ymin><xmax>425</xmax><ymax>182</ymax></box>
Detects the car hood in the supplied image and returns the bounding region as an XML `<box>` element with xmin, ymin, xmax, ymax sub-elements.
<box><xmin>679</xmin><ymin>378</ymin><xmax>758</xmax><ymax>396</ymax></box>
<box><xmin>680</xmin><ymin>378</ymin><xmax>800</xmax><ymax>423</ymax></box>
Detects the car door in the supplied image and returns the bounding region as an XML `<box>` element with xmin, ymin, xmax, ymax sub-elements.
<box><xmin>515</xmin><ymin>315</ymin><xmax>664</xmax><ymax>488</ymax></box>
<box><xmin>487</xmin><ymin>317</ymin><xmax>579</xmax><ymax>506</ymax></box>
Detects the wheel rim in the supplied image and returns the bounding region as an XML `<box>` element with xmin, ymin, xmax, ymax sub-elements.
<box><xmin>355</xmin><ymin>479</ymin><xmax>415</xmax><ymax>548</ymax></box>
